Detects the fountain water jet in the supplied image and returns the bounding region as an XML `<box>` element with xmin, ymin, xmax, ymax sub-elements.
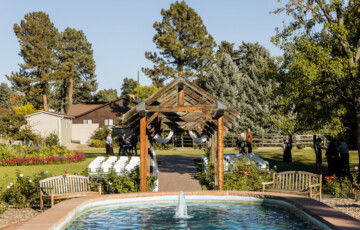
<box><xmin>174</xmin><ymin>190</ymin><xmax>192</xmax><ymax>219</ymax></box>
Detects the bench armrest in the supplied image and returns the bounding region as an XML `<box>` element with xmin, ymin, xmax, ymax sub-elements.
<box><xmin>308</xmin><ymin>183</ymin><xmax>321</xmax><ymax>188</ymax></box>
<box><xmin>40</xmin><ymin>187</ymin><xmax>54</xmax><ymax>189</ymax></box>
<box><xmin>88</xmin><ymin>183</ymin><xmax>102</xmax><ymax>195</ymax></box>
<box><xmin>262</xmin><ymin>181</ymin><xmax>274</xmax><ymax>192</ymax></box>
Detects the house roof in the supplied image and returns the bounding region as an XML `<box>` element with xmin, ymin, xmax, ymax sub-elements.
<box><xmin>122</xmin><ymin>76</ymin><xmax>240</xmax><ymax>136</ymax></box>
<box><xmin>67</xmin><ymin>97</ymin><xmax>132</xmax><ymax>117</ymax></box>
<box><xmin>25</xmin><ymin>111</ymin><xmax>74</xmax><ymax>119</ymax></box>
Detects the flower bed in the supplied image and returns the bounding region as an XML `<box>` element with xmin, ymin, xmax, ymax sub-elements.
<box><xmin>0</xmin><ymin>152</ymin><xmax>86</xmax><ymax>166</ymax></box>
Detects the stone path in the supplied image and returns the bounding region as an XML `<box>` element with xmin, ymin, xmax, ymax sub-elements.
<box><xmin>158</xmin><ymin>155</ymin><xmax>202</xmax><ymax>192</ymax></box>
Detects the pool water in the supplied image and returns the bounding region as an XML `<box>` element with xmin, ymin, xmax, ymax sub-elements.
<box><xmin>65</xmin><ymin>201</ymin><xmax>318</xmax><ymax>230</ymax></box>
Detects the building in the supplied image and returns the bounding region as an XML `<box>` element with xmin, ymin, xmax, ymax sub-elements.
<box><xmin>67</xmin><ymin>97</ymin><xmax>132</xmax><ymax>127</ymax></box>
<box><xmin>25</xmin><ymin>111</ymin><xmax>74</xmax><ymax>145</ymax></box>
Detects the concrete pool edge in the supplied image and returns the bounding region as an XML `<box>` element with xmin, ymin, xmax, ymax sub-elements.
<box><xmin>4</xmin><ymin>191</ymin><xmax>360</xmax><ymax>230</ymax></box>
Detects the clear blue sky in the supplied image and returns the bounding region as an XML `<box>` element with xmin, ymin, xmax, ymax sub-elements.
<box><xmin>0</xmin><ymin>0</ymin><xmax>287</xmax><ymax>93</ymax></box>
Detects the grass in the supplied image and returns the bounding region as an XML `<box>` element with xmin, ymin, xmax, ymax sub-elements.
<box><xmin>0</xmin><ymin>147</ymin><xmax>358</xmax><ymax>192</ymax></box>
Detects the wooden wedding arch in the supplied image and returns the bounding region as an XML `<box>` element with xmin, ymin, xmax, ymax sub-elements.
<box><xmin>121</xmin><ymin>76</ymin><xmax>239</xmax><ymax>192</ymax></box>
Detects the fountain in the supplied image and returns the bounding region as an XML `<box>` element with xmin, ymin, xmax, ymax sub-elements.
<box><xmin>174</xmin><ymin>190</ymin><xmax>192</xmax><ymax>219</ymax></box>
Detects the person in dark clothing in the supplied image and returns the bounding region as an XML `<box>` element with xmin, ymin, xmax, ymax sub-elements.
<box><xmin>337</xmin><ymin>140</ymin><xmax>350</xmax><ymax>174</ymax></box>
<box><xmin>325</xmin><ymin>139</ymin><xmax>339</xmax><ymax>174</ymax></box>
<box><xmin>283</xmin><ymin>135</ymin><xmax>292</xmax><ymax>162</ymax></box>
<box><xmin>130</xmin><ymin>135</ymin><xmax>138</xmax><ymax>155</ymax></box>
<box><xmin>314</xmin><ymin>138</ymin><xmax>326</xmax><ymax>174</ymax></box>
<box><xmin>118</xmin><ymin>133</ymin><xmax>129</xmax><ymax>155</ymax></box>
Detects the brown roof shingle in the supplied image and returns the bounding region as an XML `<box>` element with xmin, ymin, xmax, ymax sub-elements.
<box><xmin>67</xmin><ymin>103</ymin><xmax>104</xmax><ymax>116</ymax></box>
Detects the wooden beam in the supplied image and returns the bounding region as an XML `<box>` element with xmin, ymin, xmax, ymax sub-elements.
<box><xmin>178</xmin><ymin>82</ymin><xmax>184</xmax><ymax>106</ymax></box>
<box><xmin>146</xmin><ymin>105</ymin><xmax>217</xmax><ymax>112</ymax></box>
<box><xmin>140</xmin><ymin>114</ymin><xmax>147</xmax><ymax>192</ymax></box>
<box><xmin>218</xmin><ymin>115</ymin><xmax>224</xmax><ymax>191</ymax></box>
<box><xmin>146</xmin><ymin>112</ymin><xmax>159</xmax><ymax>126</ymax></box>
<box><xmin>202</xmin><ymin>111</ymin><xmax>217</xmax><ymax>125</ymax></box>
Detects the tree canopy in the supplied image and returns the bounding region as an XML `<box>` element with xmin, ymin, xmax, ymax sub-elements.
<box><xmin>0</xmin><ymin>83</ymin><xmax>12</xmax><ymax>108</ymax></box>
<box><xmin>94</xmin><ymin>89</ymin><xmax>118</xmax><ymax>102</ymax></box>
<box><xmin>142</xmin><ymin>1</ymin><xmax>216</xmax><ymax>87</ymax></box>
<box><xmin>7</xmin><ymin>11</ymin><xmax>59</xmax><ymax>111</ymax></box>
<box><xmin>272</xmin><ymin>0</ymin><xmax>360</xmax><ymax>163</ymax></box>
<box><xmin>120</xmin><ymin>78</ymin><xmax>138</xmax><ymax>95</ymax></box>
<box><xmin>134</xmin><ymin>85</ymin><xmax>160</xmax><ymax>101</ymax></box>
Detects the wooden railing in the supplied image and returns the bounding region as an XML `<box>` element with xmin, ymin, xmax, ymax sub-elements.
<box><xmin>168</xmin><ymin>134</ymin><xmax>325</xmax><ymax>148</ymax></box>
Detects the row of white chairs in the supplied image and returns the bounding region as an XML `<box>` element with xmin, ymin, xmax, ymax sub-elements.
<box><xmin>88</xmin><ymin>156</ymin><xmax>140</xmax><ymax>179</ymax></box>
<box><xmin>201</xmin><ymin>153</ymin><xmax>269</xmax><ymax>173</ymax></box>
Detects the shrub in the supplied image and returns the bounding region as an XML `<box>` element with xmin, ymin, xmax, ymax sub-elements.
<box><xmin>44</xmin><ymin>132</ymin><xmax>59</xmax><ymax>147</ymax></box>
<box><xmin>15</xmin><ymin>126</ymin><xmax>41</xmax><ymax>143</ymax></box>
<box><xmin>97</xmin><ymin>166</ymin><xmax>157</xmax><ymax>194</ymax></box>
<box><xmin>2</xmin><ymin>171</ymin><xmax>52</xmax><ymax>208</ymax></box>
<box><xmin>13</xmin><ymin>103</ymin><xmax>40</xmax><ymax>115</ymax></box>
<box><xmin>153</xmin><ymin>142</ymin><xmax>171</xmax><ymax>150</ymax></box>
<box><xmin>324</xmin><ymin>175</ymin><xmax>354</xmax><ymax>198</ymax></box>
<box><xmin>0</xmin><ymin>201</ymin><xmax>8</xmax><ymax>215</ymax></box>
<box><xmin>296</xmin><ymin>144</ymin><xmax>304</xmax><ymax>149</ymax></box>
<box><xmin>90</xmin><ymin>140</ymin><xmax>119</xmax><ymax>148</ymax></box>
<box><xmin>91</xmin><ymin>126</ymin><xmax>111</xmax><ymax>140</ymax></box>
<box><xmin>199</xmin><ymin>157</ymin><xmax>274</xmax><ymax>191</ymax></box>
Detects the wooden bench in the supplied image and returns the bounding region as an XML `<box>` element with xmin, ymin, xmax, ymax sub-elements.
<box><xmin>40</xmin><ymin>175</ymin><xmax>101</xmax><ymax>211</ymax></box>
<box><xmin>262</xmin><ymin>171</ymin><xmax>322</xmax><ymax>201</ymax></box>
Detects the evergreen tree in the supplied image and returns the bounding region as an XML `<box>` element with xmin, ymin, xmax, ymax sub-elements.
<box><xmin>0</xmin><ymin>83</ymin><xmax>12</xmax><ymax>108</ymax></box>
<box><xmin>142</xmin><ymin>1</ymin><xmax>216</xmax><ymax>87</ymax></box>
<box><xmin>6</xmin><ymin>11</ymin><xmax>59</xmax><ymax>111</ymax></box>
<box><xmin>213</xmin><ymin>42</ymin><xmax>280</xmax><ymax>133</ymax></box>
<box><xmin>94</xmin><ymin>89</ymin><xmax>118</xmax><ymax>102</ymax></box>
<box><xmin>55</xmin><ymin>27</ymin><xmax>97</xmax><ymax>113</ymax></box>
<box><xmin>203</xmin><ymin>53</ymin><xmax>259</xmax><ymax>132</ymax></box>
<box><xmin>120</xmin><ymin>78</ymin><xmax>138</xmax><ymax>95</ymax></box>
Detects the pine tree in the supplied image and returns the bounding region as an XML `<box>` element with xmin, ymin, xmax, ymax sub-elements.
<box><xmin>94</xmin><ymin>89</ymin><xmax>118</xmax><ymax>102</ymax></box>
<box><xmin>120</xmin><ymin>78</ymin><xmax>138</xmax><ymax>95</ymax></box>
<box><xmin>55</xmin><ymin>27</ymin><xmax>97</xmax><ymax>113</ymax></box>
<box><xmin>0</xmin><ymin>83</ymin><xmax>12</xmax><ymax>108</ymax></box>
<box><xmin>142</xmin><ymin>1</ymin><xmax>216</xmax><ymax>87</ymax></box>
<box><xmin>6</xmin><ymin>11</ymin><xmax>59</xmax><ymax>111</ymax></box>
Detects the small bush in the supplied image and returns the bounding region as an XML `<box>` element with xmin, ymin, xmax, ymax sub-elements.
<box><xmin>90</xmin><ymin>140</ymin><xmax>119</xmax><ymax>148</ymax></box>
<box><xmin>296</xmin><ymin>144</ymin><xmax>304</xmax><ymax>149</ymax></box>
<box><xmin>91</xmin><ymin>126</ymin><xmax>111</xmax><ymax>140</ymax></box>
<box><xmin>324</xmin><ymin>175</ymin><xmax>353</xmax><ymax>198</ymax></box>
<box><xmin>44</xmin><ymin>133</ymin><xmax>59</xmax><ymax>147</ymax></box>
<box><xmin>96</xmin><ymin>166</ymin><xmax>157</xmax><ymax>194</ymax></box>
<box><xmin>153</xmin><ymin>142</ymin><xmax>171</xmax><ymax>150</ymax></box>
<box><xmin>0</xmin><ymin>201</ymin><xmax>8</xmax><ymax>215</ymax></box>
<box><xmin>2</xmin><ymin>171</ymin><xmax>52</xmax><ymax>208</ymax></box>
<box><xmin>199</xmin><ymin>157</ymin><xmax>275</xmax><ymax>191</ymax></box>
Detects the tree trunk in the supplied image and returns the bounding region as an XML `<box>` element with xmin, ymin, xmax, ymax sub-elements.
<box><xmin>68</xmin><ymin>77</ymin><xmax>74</xmax><ymax>107</ymax></box>
<box><xmin>43</xmin><ymin>83</ymin><xmax>48</xmax><ymax>111</ymax></box>
<box><xmin>355</xmin><ymin>96</ymin><xmax>360</xmax><ymax>166</ymax></box>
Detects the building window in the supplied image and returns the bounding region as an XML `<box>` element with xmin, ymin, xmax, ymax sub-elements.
<box><xmin>104</xmin><ymin>119</ymin><xmax>113</xmax><ymax>126</ymax></box>
<box><xmin>83</xmin><ymin>119</ymin><xmax>92</xmax><ymax>124</ymax></box>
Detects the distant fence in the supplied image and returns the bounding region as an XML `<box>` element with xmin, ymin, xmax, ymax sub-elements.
<box><xmin>169</xmin><ymin>134</ymin><xmax>325</xmax><ymax>148</ymax></box>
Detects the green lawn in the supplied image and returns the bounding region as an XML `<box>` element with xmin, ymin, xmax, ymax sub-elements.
<box><xmin>0</xmin><ymin>147</ymin><xmax>358</xmax><ymax>192</ymax></box>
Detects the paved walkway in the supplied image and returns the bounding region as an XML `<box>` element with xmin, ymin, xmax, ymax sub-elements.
<box><xmin>158</xmin><ymin>155</ymin><xmax>202</xmax><ymax>192</ymax></box>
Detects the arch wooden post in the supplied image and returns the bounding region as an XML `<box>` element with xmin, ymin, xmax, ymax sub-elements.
<box><xmin>140</xmin><ymin>112</ymin><xmax>147</xmax><ymax>192</ymax></box>
<box><xmin>218</xmin><ymin>111</ymin><xmax>224</xmax><ymax>190</ymax></box>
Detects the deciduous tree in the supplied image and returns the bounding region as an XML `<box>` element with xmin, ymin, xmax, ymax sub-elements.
<box><xmin>272</xmin><ymin>0</ymin><xmax>360</xmax><ymax>164</ymax></box>
<box><xmin>94</xmin><ymin>89</ymin><xmax>118</xmax><ymax>102</ymax></box>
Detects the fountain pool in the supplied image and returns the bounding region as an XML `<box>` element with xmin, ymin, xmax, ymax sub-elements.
<box><xmin>59</xmin><ymin>194</ymin><xmax>331</xmax><ymax>230</ymax></box>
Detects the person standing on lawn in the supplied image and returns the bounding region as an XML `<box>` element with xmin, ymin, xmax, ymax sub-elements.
<box><xmin>282</xmin><ymin>135</ymin><xmax>292</xmax><ymax>162</ymax></box>
<box><xmin>246</xmin><ymin>128</ymin><xmax>253</xmax><ymax>154</ymax></box>
<box><xmin>130</xmin><ymin>134</ymin><xmax>138</xmax><ymax>155</ymax></box>
<box><xmin>106</xmin><ymin>133</ymin><xmax>113</xmax><ymax>155</ymax></box>
<box><xmin>325</xmin><ymin>139</ymin><xmax>340</xmax><ymax>174</ymax></box>
<box><xmin>337</xmin><ymin>140</ymin><xmax>350</xmax><ymax>174</ymax></box>
<box><xmin>314</xmin><ymin>138</ymin><xmax>326</xmax><ymax>174</ymax></box>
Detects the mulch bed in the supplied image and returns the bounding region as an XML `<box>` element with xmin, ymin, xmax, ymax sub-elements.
<box><xmin>322</xmin><ymin>198</ymin><xmax>360</xmax><ymax>220</ymax></box>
